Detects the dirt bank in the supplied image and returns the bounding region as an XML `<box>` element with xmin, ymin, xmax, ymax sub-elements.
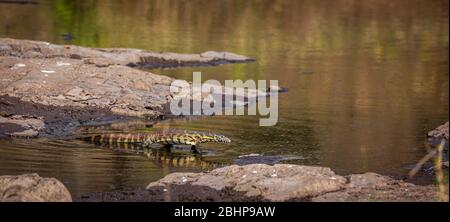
<box><xmin>76</xmin><ymin>164</ymin><xmax>440</xmax><ymax>202</ymax></box>
<box><xmin>0</xmin><ymin>38</ymin><xmax>254</xmax><ymax>137</ymax></box>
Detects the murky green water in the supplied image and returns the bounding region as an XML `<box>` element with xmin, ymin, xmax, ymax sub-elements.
<box><xmin>0</xmin><ymin>0</ymin><xmax>448</xmax><ymax>197</ymax></box>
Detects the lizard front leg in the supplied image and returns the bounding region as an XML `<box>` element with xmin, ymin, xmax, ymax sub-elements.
<box><xmin>191</xmin><ymin>144</ymin><xmax>201</xmax><ymax>154</ymax></box>
<box><xmin>164</xmin><ymin>144</ymin><xmax>174</xmax><ymax>152</ymax></box>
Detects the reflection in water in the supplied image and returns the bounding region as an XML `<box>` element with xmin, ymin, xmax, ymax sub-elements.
<box><xmin>0</xmin><ymin>0</ymin><xmax>448</xmax><ymax>196</ymax></box>
<box><xmin>0</xmin><ymin>137</ymin><xmax>218</xmax><ymax>197</ymax></box>
<box><xmin>92</xmin><ymin>141</ymin><xmax>225</xmax><ymax>170</ymax></box>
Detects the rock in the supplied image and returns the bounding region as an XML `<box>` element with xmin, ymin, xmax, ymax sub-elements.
<box><xmin>428</xmin><ymin>122</ymin><xmax>449</xmax><ymax>141</ymax></box>
<box><xmin>0</xmin><ymin>38</ymin><xmax>253</xmax><ymax>68</ymax></box>
<box><xmin>83</xmin><ymin>57</ymin><xmax>114</xmax><ymax>67</ymax></box>
<box><xmin>312</xmin><ymin>172</ymin><xmax>437</xmax><ymax>202</ymax></box>
<box><xmin>146</xmin><ymin>164</ymin><xmax>347</xmax><ymax>201</ymax></box>
<box><xmin>234</xmin><ymin>154</ymin><xmax>303</xmax><ymax>165</ymax></box>
<box><xmin>200</xmin><ymin>51</ymin><xmax>254</xmax><ymax>62</ymax></box>
<box><xmin>65</xmin><ymin>86</ymin><xmax>92</xmax><ymax>101</ymax></box>
<box><xmin>10</xmin><ymin>63</ymin><xmax>26</xmax><ymax>69</ymax></box>
<box><xmin>238</xmin><ymin>153</ymin><xmax>262</xmax><ymax>158</ymax></box>
<box><xmin>9</xmin><ymin>128</ymin><xmax>39</xmax><ymax>137</ymax></box>
<box><xmin>0</xmin><ymin>115</ymin><xmax>45</xmax><ymax>137</ymax></box>
<box><xmin>40</xmin><ymin>70</ymin><xmax>56</xmax><ymax>74</ymax></box>
<box><xmin>347</xmin><ymin>173</ymin><xmax>390</xmax><ymax>189</ymax></box>
<box><xmin>56</xmin><ymin>61</ymin><xmax>71</xmax><ymax>66</ymax></box>
<box><xmin>0</xmin><ymin>174</ymin><xmax>72</xmax><ymax>202</ymax></box>
<box><xmin>77</xmin><ymin>164</ymin><xmax>439</xmax><ymax>202</ymax></box>
<box><xmin>266</xmin><ymin>85</ymin><xmax>289</xmax><ymax>93</ymax></box>
<box><xmin>0</xmin><ymin>38</ymin><xmax>255</xmax><ymax>136</ymax></box>
<box><xmin>0</xmin><ymin>96</ymin><xmax>127</xmax><ymax>137</ymax></box>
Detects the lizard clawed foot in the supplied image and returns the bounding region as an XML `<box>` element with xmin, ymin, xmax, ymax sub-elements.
<box><xmin>191</xmin><ymin>145</ymin><xmax>201</xmax><ymax>154</ymax></box>
<box><xmin>164</xmin><ymin>144</ymin><xmax>174</xmax><ymax>152</ymax></box>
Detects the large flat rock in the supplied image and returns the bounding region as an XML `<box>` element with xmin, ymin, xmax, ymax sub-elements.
<box><xmin>0</xmin><ymin>38</ymin><xmax>254</xmax><ymax>136</ymax></box>
<box><xmin>0</xmin><ymin>38</ymin><xmax>254</xmax><ymax>68</ymax></box>
<box><xmin>146</xmin><ymin>164</ymin><xmax>347</xmax><ymax>201</ymax></box>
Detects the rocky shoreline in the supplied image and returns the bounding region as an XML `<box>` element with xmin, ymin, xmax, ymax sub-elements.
<box><xmin>77</xmin><ymin>164</ymin><xmax>440</xmax><ymax>202</ymax></box>
<box><xmin>0</xmin><ymin>38</ymin><xmax>254</xmax><ymax>137</ymax></box>
<box><xmin>0</xmin><ymin>164</ymin><xmax>440</xmax><ymax>202</ymax></box>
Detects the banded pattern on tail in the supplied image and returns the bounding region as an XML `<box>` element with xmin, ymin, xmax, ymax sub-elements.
<box><xmin>79</xmin><ymin>130</ymin><xmax>231</xmax><ymax>153</ymax></box>
<box><xmin>82</xmin><ymin>133</ymin><xmax>148</xmax><ymax>144</ymax></box>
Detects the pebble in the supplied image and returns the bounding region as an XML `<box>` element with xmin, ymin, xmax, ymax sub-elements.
<box><xmin>57</xmin><ymin>62</ymin><xmax>71</xmax><ymax>66</ymax></box>
<box><xmin>238</xmin><ymin>153</ymin><xmax>262</xmax><ymax>158</ymax></box>
<box><xmin>41</xmin><ymin>70</ymin><xmax>56</xmax><ymax>74</ymax></box>
<box><xmin>11</xmin><ymin>63</ymin><xmax>26</xmax><ymax>69</ymax></box>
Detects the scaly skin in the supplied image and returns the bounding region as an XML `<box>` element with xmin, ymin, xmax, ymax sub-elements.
<box><xmin>80</xmin><ymin>137</ymin><xmax>225</xmax><ymax>169</ymax></box>
<box><xmin>80</xmin><ymin>130</ymin><xmax>231</xmax><ymax>153</ymax></box>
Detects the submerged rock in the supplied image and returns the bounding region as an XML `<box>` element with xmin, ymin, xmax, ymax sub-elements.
<box><xmin>234</xmin><ymin>154</ymin><xmax>303</xmax><ymax>165</ymax></box>
<box><xmin>0</xmin><ymin>174</ymin><xmax>72</xmax><ymax>202</ymax></box>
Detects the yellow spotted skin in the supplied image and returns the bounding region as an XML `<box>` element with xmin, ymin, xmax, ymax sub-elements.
<box><xmin>81</xmin><ymin>130</ymin><xmax>231</xmax><ymax>153</ymax></box>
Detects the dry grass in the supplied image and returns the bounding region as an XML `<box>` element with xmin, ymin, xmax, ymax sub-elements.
<box><xmin>409</xmin><ymin>140</ymin><xmax>448</xmax><ymax>202</ymax></box>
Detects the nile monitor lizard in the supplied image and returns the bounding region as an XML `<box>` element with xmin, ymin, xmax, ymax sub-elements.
<box><xmin>79</xmin><ymin>130</ymin><xmax>231</xmax><ymax>153</ymax></box>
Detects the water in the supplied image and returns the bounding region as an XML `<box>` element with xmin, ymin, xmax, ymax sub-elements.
<box><xmin>0</xmin><ymin>0</ymin><xmax>448</xmax><ymax>197</ymax></box>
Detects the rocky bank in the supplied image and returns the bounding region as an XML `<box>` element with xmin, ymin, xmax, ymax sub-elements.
<box><xmin>0</xmin><ymin>164</ymin><xmax>438</xmax><ymax>202</ymax></box>
<box><xmin>76</xmin><ymin>164</ymin><xmax>439</xmax><ymax>202</ymax></box>
<box><xmin>0</xmin><ymin>38</ymin><xmax>254</xmax><ymax>137</ymax></box>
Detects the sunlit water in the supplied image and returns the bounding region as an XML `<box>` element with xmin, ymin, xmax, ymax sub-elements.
<box><xmin>0</xmin><ymin>0</ymin><xmax>448</xmax><ymax>197</ymax></box>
